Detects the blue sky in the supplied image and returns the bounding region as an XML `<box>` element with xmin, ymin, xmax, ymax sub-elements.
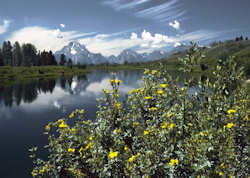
<box><xmin>0</xmin><ymin>0</ymin><xmax>250</xmax><ymax>56</ymax></box>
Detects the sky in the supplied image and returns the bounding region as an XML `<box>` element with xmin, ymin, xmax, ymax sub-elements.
<box><xmin>0</xmin><ymin>0</ymin><xmax>250</xmax><ymax>56</ymax></box>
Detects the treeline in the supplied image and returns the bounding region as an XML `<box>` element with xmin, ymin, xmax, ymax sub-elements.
<box><xmin>235</xmin><ymin>35</ymin><xmax>248</xmax><ymax>41</ymax></box>
<box><xmin>0</xmin><ymin>41</ymin><xmax>73</xmax><ymax>67</ymax></box>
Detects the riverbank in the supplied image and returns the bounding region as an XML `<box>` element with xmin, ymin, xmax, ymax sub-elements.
<box><xmin>0</xmin><ymin>66</ymin><xmax>91</xmax><ymax>86</ymax></box>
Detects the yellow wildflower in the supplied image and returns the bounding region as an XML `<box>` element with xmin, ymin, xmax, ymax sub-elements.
<box><xmin>130</xmin><ymin>89</ymin><xmax>136</xmax><ymax>94</ymax></box>
<box><xmin>152</xmin><ymin>70</ymin><xmax>157</xmax><ymax>75</ymax></box>
<box><xmin>115</xmin><ymin>103</ymin><xmax>121</xmax><ymax>109</ymax></box>
<box><xmin>168</xmin><ymin>113</ymin><xmax>173</xmax><ymax>117</ymax></box>
<box><xmin>57</xmin><ymin>119</ymin><xmax>64</xmax><ymax>123</ymax></box>
<box><xmin>243</xmin><ymin>115</ymin><xmax>248</xmax><ymax>121</ymax></box>
<box><xmin>124</xmin><ymin>146</ymin><xmax>128</xmax><ymax>151</ymax></box>
<box><xmin>149</xmin><ymin>107</ymin><xmax>157</xmax><ymax>111</ymax></box>
<box><xmin>115</xmin><ymin>80</ymin><xmax>122</xmax><ymax>85</ymax></box>
<box><xmin>144</xmin><ymin>69</ymin><xmax>149</xmax><ymax>74</ymax></box>
<box><xmin>220</xmin><ymin>163</ymin><xmax>225</xmax><ymax>169</ymax></box>
<box><xmin>39</xmin><ymin>167</ymin><xmax>46</xmax><ymax>174</ymax></box>
<box><xmin>227</xmin><ymin>123</ymin><xmax>235</xmax><ymax>129</ymax></box>
<box><xmin>71</xmin><ymin>128</ymin><xmax>76</xmax><ymax>133</ymax></box>
<box><xmin>115</xmin><ymin>129</ymin><xmax>121</xmax><ymax>134</ymax></box>
<box><xmin>219</xmin><ymin>172</ymin><xmax>223</xmax><ymax>176</ymax></box>
<box><xmin>68</xmin><ymin>148</ymin><xmax>75</xmax><ymax>153</ymax></box>
<box><xmin>45</xmin><ymin>124</ymin><xmax>51</xmax><ymax>131</ymax></box>
<box><xmin>79</xmin><ymin>147</ymin><xmax>83</xmax><ymax>153</ymax></box>
<box><xmin>160</xmin><ymin>84</ymin><xmax>167</xmax><ymax>88</ymax></box>
<box><xmin>58</xmin><ymin>122</ymin><xmax>68</xmax><ymax>128</ymax></box>
<box><xmin>31</xmin><ymin>170</ymin><xmax>38</xmax><ymax>177</ymax></box>
<box><xmin>85</xmin><ymin>142</ymin><xmax>93</xmax><ymax>149</ymax></box>
<box><xmin>109</xmin><ymin>150</ymin><xmax>118</xmax><ymax>159</ymax></box>
<box><xmin>89</xmin><ymin>136</ymin><xmax>93</xmax><ymax>141</ymax></box>
<box><xmin>69</xmin><ymin>112</ymin><xmax>75</xmax><ymax>119</ymax></box>
<box><xmin>200</xmin><ymin>131</ymin><xmax>205</xmax><ymax>136</ymax></box>
<box><xmin>134</xmin><ymin>122</ymin><xmax>139</xmax><ymax>126</ymax></box>
<box><xmin>145</xmin><ymin>96</ymin><xmax>151</xmax><ymax>100</ymax></box>
<box><xmin>169</xmin><ymin>159</ymin><xmax>178</xmax><ymax>166</ymax></box>
<box><xmin>161</xmin><ymin>122</ymin><xmax>168</xmax><ymax>129</ymax></box>
<box><xmin>79</xmin><ymin>109</ymin><xmax>84</xmax><ymax>114</ymax></box>
<box><xmin>104</xmin><ymin>89</ymin><xmax>109</xmax><ymax>94</ymax></box>
<box><xmin>169</xmin><ymin>123</ymin><xmax>174</xmax><ymax>129</ymax></box>
<box><xmin>157</xmin><ymin>90</ymin><xmax>163</xmax><ymax>94</ymax></box>
<box><xmin>129</xmin><ymin>155</ymin><xmax>136</xmax><ymax>163</ymax></box>
<box><xmin>83</xmin><ymin>120</ymin><xmax>90</xmax><ymax>125</ymax></box>
<box><xmin>110</xmin><ymin>79</ymin><xmax>115</xmax><ymax>84</ymax></box>
<box><xmin>227</xmin><ymin>109</ymin><xmax>236</xmax><ymax>115</ymax></box>
<box><xmin>144</xmin><ymin>130</ymin><xmax>149</xmax><ymax>135</ymax></box>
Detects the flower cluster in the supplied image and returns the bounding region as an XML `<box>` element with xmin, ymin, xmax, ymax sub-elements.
<box><xmin>30</xmin><ymin>43</ymin><xmax>249</xmax><ymax>178</ymax></box>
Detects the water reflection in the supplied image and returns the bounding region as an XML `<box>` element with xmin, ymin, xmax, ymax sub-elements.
<box><xmin>0</xmin><ymin>69</ymin><xmax>201</xmax><ymax>178</ymax></box>
<box><xmin>0</xmin><ymin>70</ymin><xmax>143</xmax><ymax>178</ymax></box>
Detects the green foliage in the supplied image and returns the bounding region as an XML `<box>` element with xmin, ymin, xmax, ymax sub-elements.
<box><xmin>30</xmin><ymin>43</ymin><xmax>250</xmax><ymax>177</ymax></box>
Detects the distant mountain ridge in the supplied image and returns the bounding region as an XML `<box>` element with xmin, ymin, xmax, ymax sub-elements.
<box><xmin>55</xmin><ymin>41</ymin><xmax>188</xmax><ymax>64</ymax></box>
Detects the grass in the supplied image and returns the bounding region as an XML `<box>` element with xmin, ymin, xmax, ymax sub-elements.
<box><xmin>0</xmin><ymin>66</ymin><xmax>90</xmax><ymax>86</ymax></box>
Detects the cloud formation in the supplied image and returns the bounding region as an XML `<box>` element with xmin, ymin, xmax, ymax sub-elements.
<box><xmin>0</xmin><ymin>20</ymin><xmax>11</xmax><ymax>34</ymax></box>
<box><xmin>169</xmin><ymin>20</ymin><xmax>180</xmax><ymax>30</ymax></box>
<box><xmin>103</xmin><ymin>0</ymin><xmax>185</xmax><ymax>23</ymax></box>
<box><xmin>79</xmin><ymin>29</ymin><xmax>220</xmax><ymax>56</ymax></box>
<box><xmin>6</xmin><ymin>25</ymin><xmax>221</xmax><ymax>56</ymax></box>
<box><xmin>60</xmin><ymin>24</ymin><xmax>65</xmax><ymax>28</ymax></box>
<box><xmin>7</xmin><ymin>26</ymin><xmax>95</xmax><ymax>52</ymax></box>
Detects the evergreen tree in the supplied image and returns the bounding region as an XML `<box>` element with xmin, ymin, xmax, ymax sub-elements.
<box><xmin>40</xmin><ymin>51</ymin><xmax>49</xmax><ymax>66</ymax></box>
<box><xmin>22</xmin><ymin>43</ymin><xmax>37</xmax><ymax>66</ymax></box>
<box><xmin>48</xmin><ymin>51</ymin><xmax>57</xmax><ymax>65</ymax></box>
<box><xmin>0</xmin><ymin>48</ymin><xmax>4</xmax><ymax>66</ymax></box>
<box><xmin>59</xmin><ymin>54</ymin><xmax>66</xmax><ymax>66</ymax></box>
<box><xmin>12</xmin><ymin>41</ymin><xmax>23</xmax><ymax>66</ymax></box>
<box><xmin>2</xmin><ymin>41</ymin><xmax>13</xmax><ymax>66</ymax></box>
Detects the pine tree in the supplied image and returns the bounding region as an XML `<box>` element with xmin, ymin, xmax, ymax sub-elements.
<box><xmin>12</xmin><ymin>41</ymin><xmax>23</xmax><ymax>66</ymax></box>
<box><xmin>22</xmin><ymin>43</ymin><xmax>37</xmax><ymax>66</ymax></box>
<box><xmin>2</xmin><ymin>41</ymin><xmax>13</xmax><ymax>66</ymax></box>
<box><xmin>59</xmin><ymin>54</ymin><xmax>66</xmax><ymax>66</ymax></box>
<box><xmin>0</xmin><ymin>48</ymin><xmax>4</xmax><ymax>66</ymax></box>
<box><xmin>48</xmin><ymin>51</ymin><xmax>57</xmax><ymax>65</ymax></box>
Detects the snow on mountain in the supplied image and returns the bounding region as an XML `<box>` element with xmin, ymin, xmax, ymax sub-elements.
<box><xmin>55</xmin><ymin>41</ymin><xmax>188</xmax><ymax>65</ymax></box>
<box><xmin>55</xmin><ymin>41</ymin><xmax>107</xmax><ymax>65</ymax></box>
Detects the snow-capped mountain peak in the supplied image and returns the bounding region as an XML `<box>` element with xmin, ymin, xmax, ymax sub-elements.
<box><xmin>55</xmin><ymin>41</ymin><xmax>188</xmax><ymax>65</ymax></box>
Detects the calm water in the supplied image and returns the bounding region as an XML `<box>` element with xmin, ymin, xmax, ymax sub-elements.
<box><xmin>0</xmin><ymin>70</ymin><xmax>143</xmax><ymax>178</ymax></box>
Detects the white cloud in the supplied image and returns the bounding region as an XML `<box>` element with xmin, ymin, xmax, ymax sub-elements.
<box><xmin>60</xmin><ymin>24</ymin><xmax>65</xmax><ymax>28</ymax></box>
<box><xmin>103</xmin><ymin>0</ymin><xmax>150</xmax><ymax>10</ymax></box>
<box><xmin>7</xmin><ymin>26</ymin><xmax>95</xmax><ymax>52</ymax></box>
<box><xmin>79</xmin><ymin>29</ymin><xmax>222</xmax><ymax>56</ymax></box>
<box><xmin>79</xmin><ymin>30</ymin><xmax>175</xmax><ymax>56</ymax></box>
<box><xmin>130</xmin><ymin>32</ymin><xmax>138</xmax><ymax>40</ymax></box>
<box><xmin>174</xmin><ymin>42</ymin><xmax>181</xmax><ymax>47</ymax></box>
<box><xmin>103</xmin><ymin>0</ymin><xmax>185</xmax><ymax>23</ymax></box>
<box><xmin>0</xmin><ymin>20</ymin><xmax>11</xmax><ymax>34</ymax></box>
<box><xmin>169</xmin><ymin>20</ymin><xmax>180</xmax><ymax>30</ymax></box>
<box><xmin>6</xmin><ymin>25</ymin><xmax>222</xmax><ymax>56</ymax></box>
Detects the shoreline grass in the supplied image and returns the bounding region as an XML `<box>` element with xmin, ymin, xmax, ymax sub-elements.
<box><xmin>0</xmin><ymin>66</ymin><xmax>91</xmax><ymax>85</ymax></box>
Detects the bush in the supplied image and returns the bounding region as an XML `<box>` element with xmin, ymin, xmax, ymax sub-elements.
<box><xmin>30</xmin><ymin>43</ymin><xmax>250</xmax><ymax>177</ymax></box>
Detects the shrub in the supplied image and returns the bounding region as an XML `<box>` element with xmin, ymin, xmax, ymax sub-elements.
<box><xmin>30</xmin><ymin>43</ymin><xmax>250</xmax><ymax>177</ymax></box>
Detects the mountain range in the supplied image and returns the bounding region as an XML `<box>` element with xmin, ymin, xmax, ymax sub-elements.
<box><xmin>55</xmin><ymin>41</ymin><xmax>188</xmax><ymax>65</ymax></box>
